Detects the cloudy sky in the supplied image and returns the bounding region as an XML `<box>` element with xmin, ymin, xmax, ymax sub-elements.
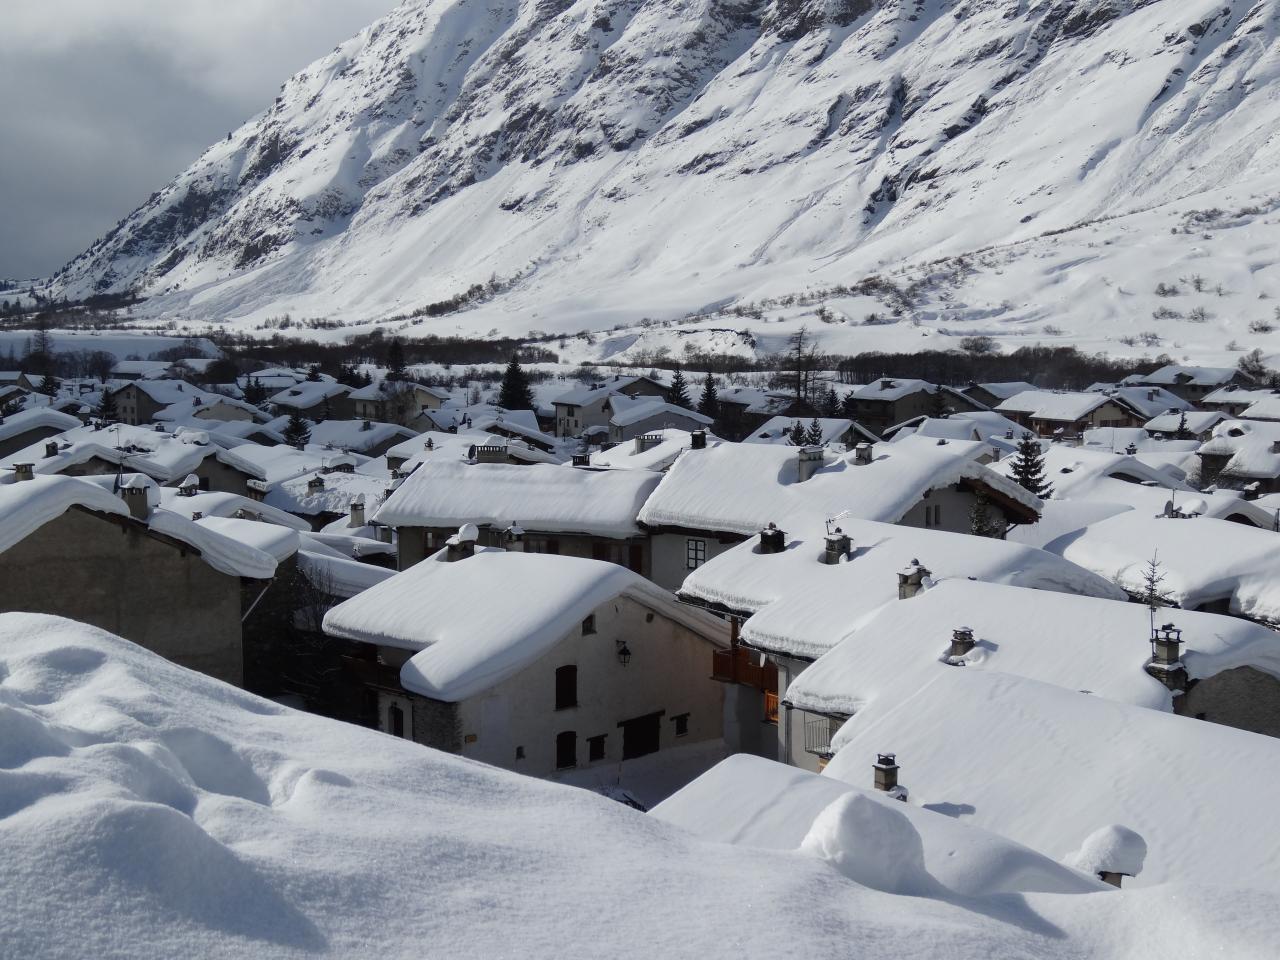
<box><xmin>1</xmin><ymin>0</ymin><xmax>398</xmax><ymax>280</ymax></box>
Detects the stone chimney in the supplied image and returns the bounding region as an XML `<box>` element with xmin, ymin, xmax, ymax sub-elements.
<box><xmin>1125</xmin><ymin>443</ymin><xmax>1138</xmax><ymax>455</ymax></box>
<box><xmin>948</xmin><ymin>626</ymin><xmax>976</xmax><ymax>659</ymax></box>
<box><xmin>690</xmin><ymin>429</ymin><xmax>707</xmax><ymax>450</ymax></box>
<box><xmin>446</xmin><ymin>523</ymin><xmax>479</xmax><ymax>561</ymax></box>
<box><xmin>504</xmin><ymin>521</ymin><xmax>525</xmax><ymax>552</ymax></box>
<box><xmin>12</xmin><ymin>463</ymin><xmax>34</xmax><ymax>482</ymax></box>
<box><xmin>852</xmin><ymin>442</ymin><xmax>873</xmax><ymax>466</ymax></box>
<box><xmin>873</xmin><ymin>753</ymin><xmax>907</xmax><ymax>801</ymax></box>
<box><xmin>1145</xmin><ymin>623</ymin><xmax>1187</xmax><ymax>694</ymax></box>
<box><xmin>797</xmin><ymin>446</ymin><xmax>824</xmax><ymax>482</ymax></box>
<box><xmin>758</xmin><ymin>522</ymin><xmax>786</xmax><ymax>554</ymax></box>
<box><xmin>119</xmin><ymin>476</ymin><xmax>152</xmax><ymax>521</ymax></box>
<box><xmin>897</xmin><ymin>560</ymin><xmax>931</xmax><ymax>599</ymax></box>
<box><xmin>822</xmin><ymin>527</ymin><xmax>851</xmax><ymax>564</ymax></box>
<box><xmin>348</xmin><ymin>494</ymin><xmax>366</xmax><ymax>529</ymax></box>
<box><xmin>474</xmin><ymin>443</ymin><xmax>508</xmax><ymax>464</ymax></box>
<box><xmin>178</xmin><ymin>474</ymin><xmax>199</xmax><ymax>497</ymax></box>
<box><xmin>308</xmin><ymin>475</ymin><xmax>325</xmax><ymax>492</ymax></box>
<box><xmin>571</xmin><ymin>451</ymin><xmax>591</xmax><ymax>467</ymax></box>
<box><xmin>44</xmin><ymin>441</ymin><xmax>58</xmax><ymax>459</ymax></box>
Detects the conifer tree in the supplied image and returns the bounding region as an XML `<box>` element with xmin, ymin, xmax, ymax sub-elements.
<box><xmin>98</xmin><ymin>387</ymin><xmax>119</xmax><ymax>422</ymax></box>
<box><xmin>36</xmin><ymin>375</ymin><xmax>59</xmax><ymax>398</ymax></box>
<box><xmin>969</xmin><ymin>493</ymin><xmax>1002</xmax><ymax>538</ymax></box>
<box><xmin>805</xmin><ymin>417</ymin><xmax>824</xmax><ymax>446</ymax></box>
<box><xmin>788</xmin><ymin>420</ymin><xmax>806</xmax><ymax>445</ymax></box>
<box><xmin>1009</xmin><ymin>432</ymin><xmax>1052</xmax><ymax>498</ymax></box>
<box><xmin>820</xmin><ymin>386</ymin><xmax>840</xmax><ymax>418</ymax></box>
<box><xmin>1175</xmin><ymin>409</ymin><xmax>1190</xmax><ymax>440</ymax></box>
<box><xmin>283</xmin><ymin>411</ymin><xmax>312</xmax><ymax>450</ymax></box>
<box><xmin>667</xmin><ymin>366</ymin><xmax>690</xmax><ymax>408</ymax></box>
<box><xmin>243</xmin><ymin>377</ymin><xmax>268</xmax><ymax>406</ymax></box>
<box><xmin>697</xmin><ymin>372</ymin><xmax>718</xmax><ymax>418</ymax></box>
<box><xmin>840</xmin><ymin>391</ymin><xmax>858</xmax><ymax>420</ymax></box>
<box><xmin>497</xmin><ymin>355</ymin><xmax>534</xmax><ymax>410</ymax></box>
<box><xmin>306</xmin><ymin>365</ymin><xmax>322</xmax><ymax>382</ymax></box>
<box><xmin>386</xmin><ymin>338</ymin><xmax>407</xmax><ymax>381</ymax></box>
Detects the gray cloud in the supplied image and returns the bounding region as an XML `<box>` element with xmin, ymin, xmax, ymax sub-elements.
<box><xmin>0</xmin><ymin>0</ymin><xmax>397</xmax><ymax>280</ymax></box>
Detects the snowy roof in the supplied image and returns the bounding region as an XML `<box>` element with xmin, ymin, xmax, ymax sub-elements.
<box><xmin>679</xmin><ymin>522</ymin><xmax>1124</xmax><ymax>660</ymax></box>
<box><xmin>323</xmin><ymin>551</ymin><xmax>727</xmax><ymax>700</ymax></box>
<box><xmin>1202</xmin><ymin>385</ymin><xmax>1276</xmax><ymax>407</ymax></box>
<box><xmin>1095</xmin><ymin>386</ymin><xmax>1190</xmax><ymax>420</ymax></box>
<box><xmin>651</xmin><ymin>754</ymin><xmax>1100</xmax><ymax>897</ymax></box>
<box><xmin>608</xmin><ymin>398</ymin><xmax>712</xmax><ymax>429</ymax></box>
<box><xmin>967</xmin><ymin>382</ymin><xmax>1037</xmax><ymax>400</ymax></box>
<box><xmin>0</xmin><ymin>474</ymin><xmax>128</xmax><ymax>553</ymax></box>
<box><xmin>784</xmin><ymin>579</ymin><xmax>1280</xmax><ymax>718</ymax></box>
<box><xmin>298</xmin><ymin>418</ymin><xmax>417</xmax><ymax>454</ymax></box>
<box><xmin>375</xmin><ymin>460</ymin><xmax>660</xmax><ymax>538</ymax></box>
<box><xmin>152</xmin><ymin>393</ymin><xmax>264</xmax><ymax>423</ymax></box>
<box><xmin>1196</xmin><ymin>419</ymin><xmax>1280</xmax><ymax>479</ymax></box>
<box><xmin>2</xmin><ymin>614</ymin><xmax>1218</xmax><ymax>958</ymax></box>
<box><xmin>551</xmin><ymin>377</ymin><xmax>647</xmax><ymax>406</ymax></box>
<box><xmin>822</xmin><ymin>667</ymin><xmax>1280</xmax><ymax>891</ymax></box>
<box><xmin>1240</xmin><ymin>394</ymin><xmax>1280</xmax><ymax>422</ymax></box>
<box><xmin>266</xmin><ymin>469</ymin><xmax>393</xmax><ymax>517</ymax></box>
<box><xmin>745</xmin><ymin>417</ymin><xmax>876</xmax><ymax>446</ymax></box>
<box><xmin>268</xmin><ymin>380</ymin><xmax>351</xmax><ymax>409</ymax></box>
<box><xmin>1141</xmin><ymin>410</ymin><xmax>1224</xmax><ymax>435</ymax></box>
<box><xmin>0</xmin><ymin>423</ymin><xmax>218</xmax><ymax>482</ymax></box>
<box><xmin>1123</xmin><ymin>364</ymin><xmax>1240</xmax><ymax>388</ymax></box>
<box><xmin>191</xmin><ymin>516</ymin><xmax>301</xmax><ymax>563</ymax></box>
<box><xmin>296</xmin><ymin>549</ymin><xmax>395</xmax><ymax>598</ymax></box>
<box><xmin>146</xmin><ymin>508</ymin><xmax>279</xmax><ymax>579</ymax></box>
<box><xmin>885</xmin><ymin>410</ymin><xmax>1024</xmax><ymax>445</ymax></box>
<box><xmin>590</xmin><ymin>429</ymin><xmax>715</xmax><ymax>471</ymax></box>
<box><xmin>215</xmin><ymin>442</ymin><xmax>362</xmax><ymax>485</ymax></box>
<box><xmin>639</xmin><ymin>434</ymin><xmax>1039</xmax><ymax>536</ymax></box>
<box><xmin>0</xmin><ymin>406</ymin><xmax>81</xmax><ymax>444</ymax></box>
<box><xmin>995</xmin><ymin>390</ymin><xmax>1110</xmax><ymax>422</ymax></box>
<box><xmin>154</xmin><ymin>488</ymin><xmax>311</xmax><ymax>531</ymax></box>
<box><xmin>348</xmin><ymin>379</ymin><xmax>450</xmax><ymax>401</ymax></box>
<box><xmin>1045</xmin><ymin>511</ymin><xmax>1280</xmax><ymax>623</ymax></box>
<box><xmin>109</xmin><ymin>360</ymin><xmax>171</xmax><ymax>377</ymax></box>
<box><xmin>850</xmin><ymin>378</ymin><xmax>935</xmax><ymax>401</ymax></box>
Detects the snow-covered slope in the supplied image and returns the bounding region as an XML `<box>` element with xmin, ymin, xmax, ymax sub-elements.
<box><xmin>4</xmin><ymin>612</ymin><xmax>1280</xmax><ymax>957</ymax></box>
<box><xmin>48</xmin><ymin>0</ymin><xmax>1280</xmax><ymax>358</ymax></box>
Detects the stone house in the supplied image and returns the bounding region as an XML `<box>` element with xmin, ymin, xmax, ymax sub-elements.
<box><xmin>373</xmin><ymin>459</ymin><xmax>660</xmax><ymax>576</ymax></box>
<box><xmin>1121</xmin><ymin>363</ymin><xmax>1251</xmax><ymax>404</ymax></box>
<box><xmin>552</xmin><ymin>375</ymin><xmax>667</xmax><ymax>438</ymax></box>
<box><xmin>323</xmin><ymin>546</ymin><xmax>731</xmax><ymax>780</ymax></box>
<box><xmin>996</xmin><ymin>389</ymin><xmax>1140</xmax><ymax>436</ymax></box>
<box><xmin>349</xmin><ymin>380</ymin><xmax>450</xmax><ymax>423</ymax></box>
<box><xmin>269</xmin><ymin>381</ymin><xmax>354</xmax><ymax>420</ymax></box>
<box><xmin>0</xmin><ymin>473</ymin><xmax>279</xmax><ymax>685</ymax></box>
<box><xmin>606</xmin><ymin>397</ymin><xmax>713</xmax><ymax>443</ymax></box>
<box><xmin>850</xmin><ymin>379</ymin><xmax>983</xmax><ymax>438</ymax></box>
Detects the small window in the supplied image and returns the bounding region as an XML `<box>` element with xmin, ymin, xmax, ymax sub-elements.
<box><xmin>933</xmin><ymin>504</ymin><xmax>942</xmax><ymax>527</ymax></box>
<box><xmin>672</xmin><ymin>713</ymin><xmax>690</xmax><ymax>738</ymax></box>
<box><xmin>555</xmin><ymin>665</ymin><xmax>578</xmax><ymax>710</ymax></box>
<box><xmin>686</xmin><ymin>538</ymin><xmax>707</xmax><ymax>570</ymax></box>
<box><xmin>587</xmin><ymin>734</ymin><xmax>606</xmax><ymax>762</ymax></box>
<box><xmin>515</xmin><ymin>745</ymin><xmax>526</xmax><ymax>760</ymax></box>
<box><xmin>387</xmin><ymin>702</ymin><xmax>405</xmax><ymax>738</ymax></box>
<box><xmin>582</xmin><ymin>614</ymin><xmax>596</xmax><ymax>636</ymax></box>
<box><xmin>556</xmin><ymin>731</ymin><xmax>577</xmax><ymax>769</ymax></box>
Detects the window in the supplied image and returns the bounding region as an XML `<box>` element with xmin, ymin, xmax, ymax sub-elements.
<box><xmin>556</xmin><ymin>731</ymin><xmax>577</xmax><ymax>769</ymax></box>
<box><xmin>555</xmin><ymin>665</ymin><xmax>578</xmax><ymax>710</ymax></box>
<box><xmin>933</xmin><ymin>504</ymin><xmax>942</xmax><ymax>527</ymax></box>
<box><xmin>387</xmin><ymin>702</ymin><xmax>405</xmax><ymax>738</ymax></box>
<box><xmin>587</xmin><ymin>734</ymin><xmax>606</xmax><ymax>762</ymax></box>
<box><xmin>515</xmin><ymin>746</ymin><xmax>526</xmax><ymax>760</ymax></box>
<box><xmin>686</xmin><ymin>538</ymin><xmax>707</xmax><ymax>570</ymax></box>
<box><xmin>581</xmin><ymin>614</ymin><xmax>596</xmax><ymax>636</ymax></box>
<box><xmin>672</xmin><ymin>713</ymin><xmax>690</xmax><ymax>738</ymax></box>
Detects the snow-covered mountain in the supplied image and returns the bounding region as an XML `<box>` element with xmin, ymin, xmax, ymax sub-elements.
<box><xmin>50</xmin><ymin>0</ymin><xmax>1280</xmax><ymax>351</ymax></box>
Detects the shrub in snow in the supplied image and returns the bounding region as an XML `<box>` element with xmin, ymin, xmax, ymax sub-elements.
<box><xmin>799</xmin><ymin>793</ymin><xmax>940</xmax><ymax>896</ymax></box>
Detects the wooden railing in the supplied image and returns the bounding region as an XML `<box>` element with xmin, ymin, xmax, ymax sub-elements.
<box><xmin>713</xmin><ymin>647</ymin><xmax>780</xmax><ymax>725</ymax></box>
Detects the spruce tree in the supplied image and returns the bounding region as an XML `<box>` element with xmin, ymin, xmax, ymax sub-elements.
<box><xmin>386</xmin><ymin>338</ymin><xmax>407</xmax><ymax>381</ymax></box>
<box><xmin>667</xmin><ymin>366</ymin><xmax>691</xmax><ymax>408</ymax></box>
<box><xmin>697</xmin><ymin>373</ymin><xmax>718</xmax><ymax>419</ymax></box>
<box><xmin>1010</xmin><ymin>432</ymin><xmax>1052</xmax><ymax>498</ymax></box>
<box><xmin>283</xmin><ymin>411</ymin><xmax>312</xmax><ymax>450</ymax></box>
<box><xmin>36</xmin><ymin>375</ymin><xmax>59</xmax><ymax>398</ymax></box>
<box><xmin>805</xmin><ymin>417</ymin><xmax>824</xmax><ymax>446</ymax></box>
<box><xmin>840</xmin><ymin>391</ymin><xmax>858</xmax><ymax>420</ymax></box>
<box><xmin>243</xmin><ymin>377</ymin><xmax>267</xmax><ymax>406</ymax></box>
<box><xmin>789</xmin><ymin>420</ymin><xmax>806</xmax><ymax>445</ymax></box>
<box><xmin>820</xmin><ymin>386</ymin><xmax>840</xmax><ymax>418</ymax></box>
<box><xmin>1175</xmin><ymin>409</ymin><xmax>1190</xmax><ymax>440</ymax></box>
<box><xmin>969</xmin><ymin>493</ymin><xmax>1002</xmax><ymax>538</ymax></box>
<box><xmin>306</xmin><ymin>365</ymin><xmax>322</xmax><ymax>382</ymax></box>
<box><xmin>98</xmin><ymin>387</ymin><xmax>119</xmax><ymax>422</ymax></box>
<box><xmin>497</xmin><ymin>355</ymin><xmax>535</xmax><ymax>410</ymax></box>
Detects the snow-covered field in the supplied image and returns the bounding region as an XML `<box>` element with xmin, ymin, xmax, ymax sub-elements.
<box><xmin>3</xmin><ymin>612</ymin><xmax>1280</xmax><ymax>958</ymax></box>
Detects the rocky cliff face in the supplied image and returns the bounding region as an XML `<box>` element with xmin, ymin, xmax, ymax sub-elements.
<box><xmin>51</xmin><ymin>0</ymin><xmax>1280</xmax><ymax>334</ymax></box>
